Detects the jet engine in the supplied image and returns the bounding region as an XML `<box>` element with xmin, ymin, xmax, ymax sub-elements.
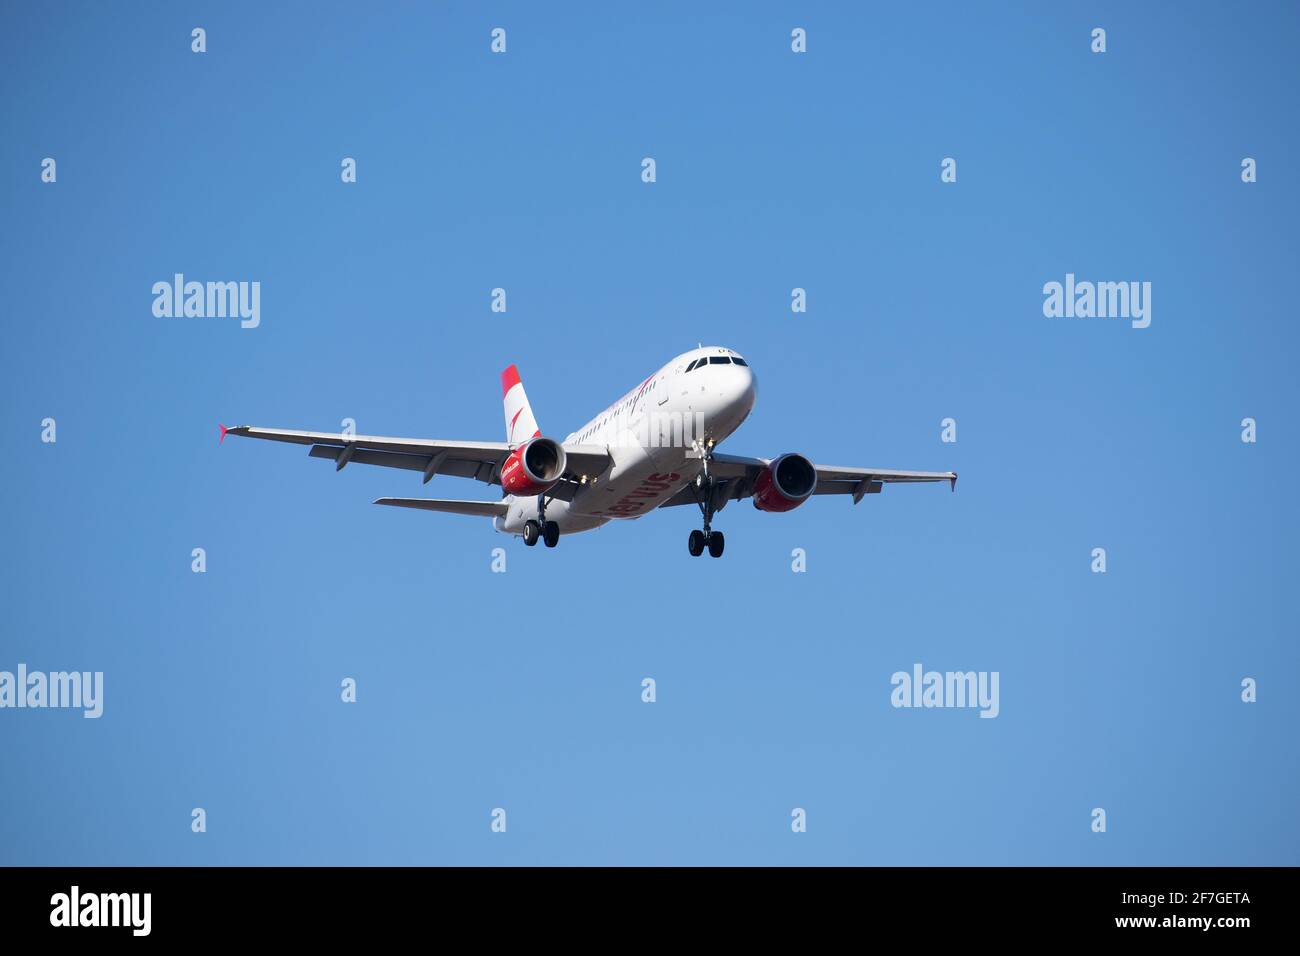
<box><xmin>752</xmin><ymin>453</ymin><xmax>817</xmax><ymax>512</ymax></box>
<box><xmin>500</xmin><ymin>436</ymin><xmax>567</xmax><ymax>497</ymax></box>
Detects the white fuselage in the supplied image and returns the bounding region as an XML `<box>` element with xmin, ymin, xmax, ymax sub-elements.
<box><xmin>494</xmin><ymin>347</ymin><xmax>756</xmax><ymax>537</ymax></box>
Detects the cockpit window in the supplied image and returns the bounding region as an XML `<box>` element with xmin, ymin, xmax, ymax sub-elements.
<box><xmin>731</xmin><ymin>357</ymin><xmax>748</xmax><ymax>366</ymax></box>
<box><xmin>685</xmin><ymin>359</ymin><xmax>700</xmax><ymax>372</ymax></box>
<box><xmin>708</xmin><ymin>356</ymin><xmax>730</xmax><ymax>365</ymax></box>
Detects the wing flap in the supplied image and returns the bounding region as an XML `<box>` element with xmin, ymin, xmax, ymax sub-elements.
<box><xmin>309</xmin><ymin>445</ymin><xmax>425</xmax><ymax>472</ymax></box>
<box><xmin>307</xmin><ymin>444</ymin><xmax>496</xmax><ymax>480</ymax></box>
<box><xmin>813</xmin><ymin>479</ymin><xmax>883</xmax><ymax>496</ymax></box>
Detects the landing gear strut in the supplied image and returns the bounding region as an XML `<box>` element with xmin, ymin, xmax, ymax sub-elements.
<box><xmin>524</xmin><ymin>494</ymin><xmax>560</xmax><ymax>548</ymax></box>
<box><xmin>687</xmin><ymin>442</ymin><xmax>725</xmax><ymax>558</ymax></box>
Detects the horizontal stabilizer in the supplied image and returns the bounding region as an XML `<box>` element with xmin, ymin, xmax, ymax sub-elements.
<box><xmin>373</xmin><ymin>497</ymin><xmax>507</xmax><ymax>518</ymax></box>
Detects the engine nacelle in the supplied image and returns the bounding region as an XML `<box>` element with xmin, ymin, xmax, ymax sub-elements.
<box><xmin>500</xmin><ymin>436</ymin><xmax>568</xmax><ymax>497</ymax></box>
<box><xmin>752</xmin><ymin>453</ymin><xmax>817</xmax><ymax>512</ymax></box>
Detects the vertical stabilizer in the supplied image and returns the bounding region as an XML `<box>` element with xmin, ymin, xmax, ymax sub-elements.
<box><xmin>501</xmin><ymin>364</ymin><xmax>540</xmax><ymax>444</ymax></box>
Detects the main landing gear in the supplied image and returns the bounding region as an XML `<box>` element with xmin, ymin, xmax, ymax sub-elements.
<box><xmin>522</xmin><ymin>494</ymin><xmax>560</xmax><ymax>548</ymax></box>
<box><xmin>687</xmin><ymin>443</ymin><xmax>725</xmax><ymax>558</ymax></box>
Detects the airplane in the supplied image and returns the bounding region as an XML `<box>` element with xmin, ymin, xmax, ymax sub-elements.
<box><xmin>221</xmin><ymin>346</ymin><xmax>956</xmax><ymax>557</ymax></box>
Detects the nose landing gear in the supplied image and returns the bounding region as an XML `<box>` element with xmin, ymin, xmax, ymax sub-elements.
<box><xmin>687</xmin><ymin>442</ymin><xmax>726</xmax><ymax>558</ymax></box>
<box><xmin>688</xmin><ymin>528</ymin><xmax>724</xmax><ymax>558</ymax></box>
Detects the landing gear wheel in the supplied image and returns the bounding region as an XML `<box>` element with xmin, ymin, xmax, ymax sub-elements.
<box><xmin>688</xmin><ymin>529</ymin><xmax>706</xmax><ymax>557</ymax></box>
<box><xmin>522</xmin><ymin>520</ymin><xmax>540</xmax><ymax>546</ymax></box>
<box><xmin>542</xmin><ymin>521</ymin><xmax>560</xmax><ymax>548</ymax></box>
<box><xmin>707</xmin><ymin>531</ymin><xmax>725</xmax><ymax>558</ymax></box>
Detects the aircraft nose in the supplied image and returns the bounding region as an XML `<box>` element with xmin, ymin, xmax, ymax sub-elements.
<box><xmin>732</xmin><ymin>363</ymin><xmax>756</xmax><ymax>412</ymax></box>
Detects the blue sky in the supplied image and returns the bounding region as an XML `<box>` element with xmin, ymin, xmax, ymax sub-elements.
<box><xmin>1</xmin><ymin>1</ymin><xmax>1297</xmax><ymax>865</ymax></box>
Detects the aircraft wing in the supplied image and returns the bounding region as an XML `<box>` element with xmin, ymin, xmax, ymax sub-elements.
<box><xmin>220</xmin><ymin>425</ymin><xmax>611</xmax><ymax>497</ymax></box>
<box><xmin>659</xmin><ymin>451</ymin><xmax>956</xmax><ymax>509</ymax></box>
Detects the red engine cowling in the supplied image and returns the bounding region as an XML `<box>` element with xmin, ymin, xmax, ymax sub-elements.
<box><xmin>752</xmin><ymin>453</ymin><xmax>817</xmax><ymax>512</ymax></box>
<box><xmin>500</xmin><ymin>436</ymin><xmax>568</xmax><ymax>497</ymax></box>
